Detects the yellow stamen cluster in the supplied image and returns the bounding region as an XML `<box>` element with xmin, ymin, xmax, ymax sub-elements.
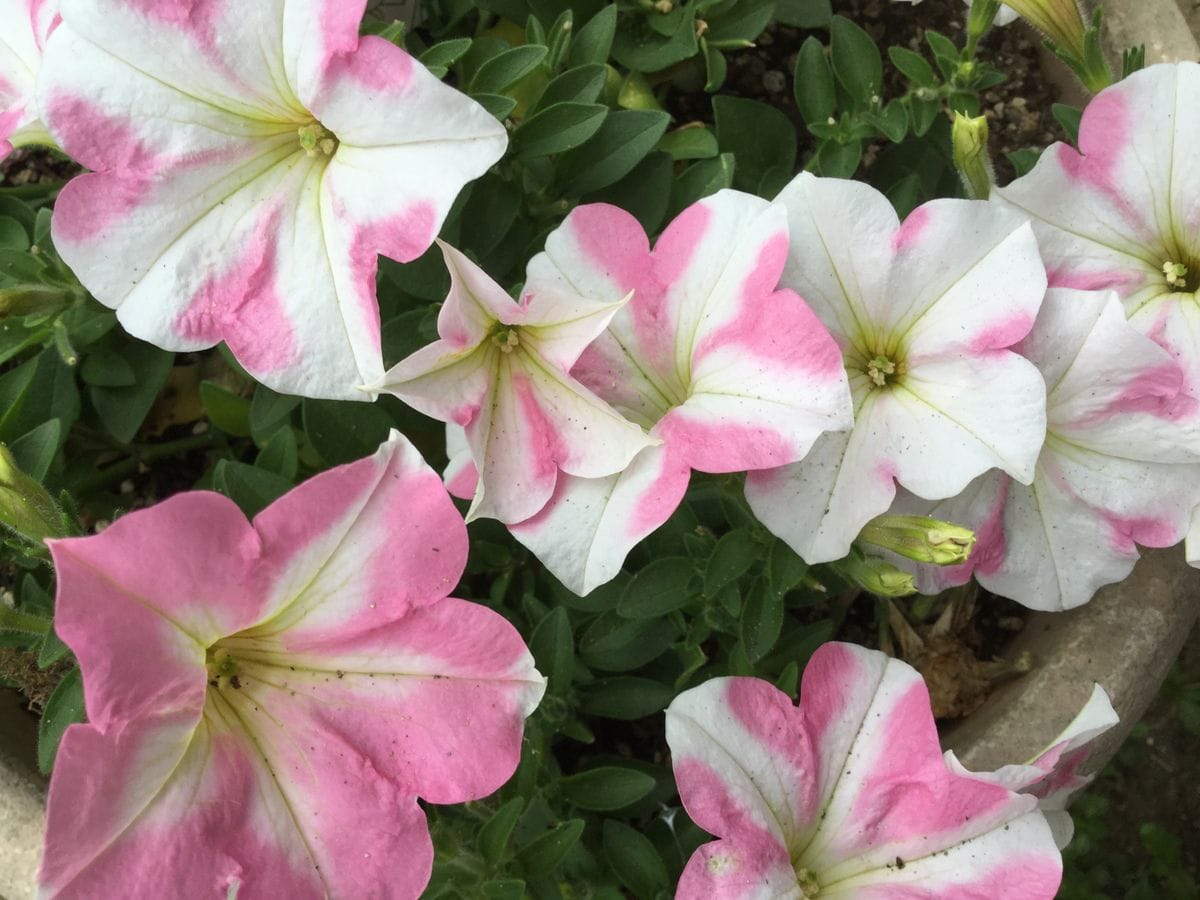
<box><xmin>1163</xmin><ymin>260</ymin><xmax>1190</xmax><ymax>290</ymax></box>
<box><xmin>492</xmin><ymin>328</ymin><xmax>520</xmax><ymax>353</ymax></box>
<box><xmin>298</xmin><ymin>121</ymin><xmax>338</xmax><ymax>158</ymax></box>
<box><xmin>866</xmin><ymin>354</ymin><xmax>899</xmax><ymax>387</ymax></box>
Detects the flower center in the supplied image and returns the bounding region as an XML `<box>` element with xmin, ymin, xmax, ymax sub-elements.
<box><xmin>855</xmin><ymin>349</ymin><xmax>905</xmax><ymax>389</ymax></box>
<box><xmin>796</xmin><ymin>867</ymin><xmax>821</xmax><ymax>898</ymax></box>
<box><xmin>491</xmin><ymin>326</ymin><xmax>521</xmax><ymax>353</ymax></box>
<box><xmin>298</xmin><ymin>120</ymin><xmax>338</xmax><ymax>158</ymax></box>
<box><xmin>1162</xmin><ymin>259</ymin><xmax>1198</xmax><ymax>293</ymax></box>
<box><xmin>206</xmin><ymin>646</ymin><xmax>242</xmax><ymax>691</ymax></box>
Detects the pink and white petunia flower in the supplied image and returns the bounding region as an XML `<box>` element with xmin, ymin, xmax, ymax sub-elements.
<box><xmin>0</xmin><ymin>0</ymin><xmax>58</xmax><ymax>156</ymax></box>
<box><xmin>378</xmin><ymin>241</ymin><xmax>655</xmax><ymax>525</ymax></box>
<box><xmin>501</xmin><ymin>192</ymin><xmax>852</xmax><ymax>594</ymax></box>
<box><xmin>37</xmin><ymin>0</ymin><xmax>505</xmax><ymax>400</ymax></box>
<box><xmin>894</xmin><ymin>289</ymin><xmax>1200</xmax><ymax>611</ymax></box>
<box><xmin>997</xmin><ymin>62</ymin><xmax>1200</xmax><ymax>432</ymax></box>
<box><xmin>946</xmin><ymin>683</ymin><xmax>1118</xmax><ymax>849</ymax></box>
<box><xmin>745</xmin><ymin>172</ymin><xmax>1048</xmax><ymax>565</ymax></box>
<box><xmin>40</xmin><ymin>432</ymin><xmax>545</xmax><ymax>900</ymax></box>
<box><xmin>666</xmin><ymin>641</ymin><xmax>1063</xmax><ymax>899</ymax></box>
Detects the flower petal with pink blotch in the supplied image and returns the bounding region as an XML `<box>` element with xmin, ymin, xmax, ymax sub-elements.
<box><xmin>897</xmin><ymin>290</ymin><xmax>1200</xmax><ymax>611</ymax></box>
<box><xmin>0</xmin><ymin>0</ymin><xmax>58</xmax><ymax>155</ymax></box>
<box><xmin>527</xmin><ymin>191</ymin><xmax>852</xmax><ymax>465</ymax></box>
<box><xmin>946</xmin><ymin>684</ymin><xmax>1118</xmax><ymax>848</ymax></box>
<box><xmin>509</xmin><ymin>442</ymin><xmax>692</xmax><ymax>595</ymax></box>
<box><xmin>507</xmin><ymin>192</ymin><xmax>850</xmax><ymax>586</ymax></box>
<box><xmin>748</xmin><ymin>173</ymin><xmax>1047</xmax><ymax>564</ymax></box>
<box><xmin>997</xmin><ymin>63</ymin><xmax>1200</xmax><ymax>433</ymax></box>
<box><xmin>443</xmin><ymin>422</ymin><xmax>479</xmax><ymax>500</ymax></box>
<box><xmin>39</xmin><ymin>433</ymin><xmax>545</xmax><ymax>899</ymax></box>
<box><xmin>380</xmin><ymin>242</ymin><xmax>654</xmax><ymax>524</ymax></box>
<box><xmin>38</xmin><ymin>0</ymin><xmax>504</xmax><ymax>400</ymax></box>
<box><xmin>667</xmin><ymin>642</ymin><xmax>1061</xmax><ymax>900</ymax></box>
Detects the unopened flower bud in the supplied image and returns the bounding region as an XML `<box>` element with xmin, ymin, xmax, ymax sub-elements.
<box><xmin>860</xmin><ymin>514</ymin><xmax>977</xmax><ymax>566</ymax></box>
<box><xmin>952</xmin><ymin>113</ymin><xmax>993</xmax><ymax>200</ymax></box>
<box><xmin>0</xmin><ymin>286</ymin><xmax>74</xmax><ymax>319</ymax></box>
<box><xmin>0</xmin><ymin>444</ymin><xmax>68</xmax><ymax>545</ymax></box>
<box><xmin>839</xmin><ymin>550</ymin><xmax>917</xmax><ymax>597</ymax></box>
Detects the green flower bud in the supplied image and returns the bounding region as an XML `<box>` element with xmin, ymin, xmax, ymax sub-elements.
<box><xmin>1003</xmin><ymin>0</ymin><xmax>1088</xmax><ymax>61</ymax></box>
<box><xmin>859</xmin><ymin>514</ymin><xmax>977</xmax><ymax>567</ymax></box>
<box><xmin>951</xmin><ymin>113</ymin><xmax>994</xmax><ymax>201</ymax></box>
<box><xmin>0</xmin><ymin>285</ymin><xmax>74</xmax><ymax>319</ymax></box>
<box><xmin>839</xmin><ymin>550</ymin><xmax>917</xmax><ymax>597</ymax></box>
<box><xmin>0</xmin><ymin>444</ymin><xmax>68</xmax><ymax>546</ymax></box>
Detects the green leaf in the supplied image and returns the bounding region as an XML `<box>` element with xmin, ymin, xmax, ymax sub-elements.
<box><xmin>767</xmin><ymin>539</ymin><xmax>809</xmax><ymax>597</ymax></box>
<box><xmin>925</xmin><ymin>30</ymin><xmax>961</xmax><ymax>79</ymax></box>
<box><xmin>530</xmin><ymin>607</ymin><xmax>575</xmax><ymax>690</ymax></box>
<box><xmin>470</xmin><ymin>44</ymin><xmax>549</xmax><ymax>94</ymax></box>
<box><xmin>579</xmin><ymin>612</ymin><xmax>677</xmax><ymax>671</ymax></box>
<box><xmin>702</xmin><ymin>40</ymin><xmax>727</xmax><ymax>92</ymax></box>
<box><xmin>38</xmin><ymin>667</ymin><xmax>85</xmax><ymax>774</ymax></box>
<box><xmin>602</xmin><ymin>820</ymin><xmax>670</xmax><ymax>899</ymax></box>
<box><xmin>572</xmin><ymin>4</ymin><xmax>617</xmax><ymax>65</ymax></box>
<box><xmin>740</xmin><ymin>578</ymin><xmax>784</xmax><ymax>662</ymax></box>
<box><xmin>669</xmin><ymin>152</ymin><xmax>735</xmax><ymax>217</ymax></box>
<box><xmin>249</xmin><ymin>385</ymin><xmax>301</xmax><ymax>446</ymax></box>
<box><xmin>212</xmin><ymin>459</ymin><xmax>293</xmax><ymax>518</ymax></box>
<box><xmin>713</xmin><ymin>96</ymin><xmax>796</xmax><ymax>195</ymax></box>
<box><xmin>89</xmin><ymin>344</ymin><xmax>173</xmax><ymax>443</ymax></box>
<box><xmin>794</xmin><ymin>36</ymin><xmax>836</xmax><ymax>126</ymax></box>
<box><xmin>472</xmin><ymin>92</ymin><xmax>519</xmax><ymax>120</ymax></box>
<box><xmin>255</xmin><ymin>426</ymin><xmax>298</xmax><ymax>480</ymax></box>
<box><xmin>579</xmin><ymin>676</ymin><xmax>674</xmax><ymax>720</ymax></box>
<box><xmin>0</xmin><ymin>216</ymin><xmax>29</xmax><ymax>251</ymax></box>
<box><xmin>513</xmin><ymin>101</ymin><xmax>608</xmax><ymax>158</ymax></box>
<box><xmin>1006</xmin><ymin>147</ymin><xmax>1042</xmax><ymax>178</ymax></box>
<box><xmin>1052</xmin><ymin>102</ymin><xmax>1083</xmax><ymax>145</ymax></box>
<box><xmin>561</xmin><ymin>766</ymin><xmax>655</xmax><ymax>811</ymax></box>
<box><xmin>302</xmin><ymin>398</ymin><xmax>393</xmax><ymax>466</ymax></box>
<box><xmin>545</xmin><ymin>8</ymin><xmax>574</xmax><ymax>70</ymax></box>
<box><xmin>559</xmin><ymin>109</ymin><xmax>671</xmax><ymax>195</ymax></box>
<box><xmin>199</xmin><ymin>381</ymin><xmax>252</xmax><ymax>438</ymax></box>
<box><xmin>816</xmin><ymin>138</ymin><xmax>862</xmax><ymax>178</ymax></box>
<box><xmin>419</xmin><ymin>37</ymin><xmax>473</xmax><ymax>72</ymax></box>
<box><xmin>534</xmin><ymin>63</ymin><xmax>607</xmax><ymax>111</ymax></box>
<box><xmin>478</xmin><ymin>797</ymin><xmax>526</xmax><ymax>866</ymax></box>
<box><xmin>888</xmin><ymin>45</ymin><xmax>938</xmax><ymax>87</ymax></box>
<box><xmin>830</xmin><ymin>15</ymin><xmax>883</xmax><ymax>107</ymax></box>
<box><xmin>80</xmin><ymin>349</ymin><xmax>136</xmax><ymax>387</ymax></box>
<box><xmin>866</xmin><ymin>101</ymin><xmax>909</xmax><ymax>143</ymax></box>
<box><xmin>611</xmin><ymin>5</ymin><xmax>697</xmax><ymax>72</ymax></box>
<box><xmin>618</xmin><ymin>556</ymin><xmax>696</xmax><ymax>618</ymax></box>
<box><xmin>657</xmin><ymin>125</ymin><xmax>719</xmax><ymax>161</ymax></box>
<box><xmin>10</xmin><ymin>419</ymin><xmax>62</xmax><ymax>481</ymax></box>
<box><xmin>704</xmin><ymin>529</ymin><xmax>758</xmax><ymax>596</ymax></box>
<box><xmin>0</xmin><ymin>249</ymin><xmax>45</xmax><ymax>282</ymax></box>
<box><xmin>706</xmin><ymin>0</ymin><xmax>774</xmax><ymax>44</ymax></box>
<box><xmin>517</xmin><ymin>819</ymin><xmax>585</xmax><ymax>877</ymax></box>
<box><xmin>480</xmin><ymin>880</ymin><xmax>526</xmax><ymax>900</ymax></box>
<box><xmin>38</xmin><ymin>622</ymin><xmax>72</xmax><ymax>668</ymax></box>
<box><xmin>776</xmin><ymin>0</ymin><xmax>831</xmax><ymax>27</ymax></box>
<box><xmin>460</xmin><ymin>176</ymin><xmax>523</xmax><ymax>257</ymax></box>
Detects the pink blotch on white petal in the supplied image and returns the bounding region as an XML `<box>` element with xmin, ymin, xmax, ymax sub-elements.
<box><xmin>668</xmin><ymin>642</ymin><xmax>1062</xmax><ymax>900</ymax></box>
<box><xmin>39</xmin><ymin>433</ymin><xmax>544</xmax><ymax>900</ymax></box>
<box><xmin>38</xmin><ymin>0</ymin><xmax>505</xmax><ymax>399</ymax></box>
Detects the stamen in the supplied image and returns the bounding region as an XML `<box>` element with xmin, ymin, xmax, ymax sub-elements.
<box><xmin>298</xmin><ymin>121</ymin><xmax>339</xmax><ymax>158</ymax></box>
<box><xmin>1163</xmin><ymin>260</ymin><xmax>1190</xmax><ymax>290</ymax></box>
<box><xmin>492</xmin><ymin>328</ymin><xmax>520</xmax><ymax>353</ymax></box>
<box><xmin>866</xmin><ymin>354</ymin><xmax>897</xmax><ymax>387</ymax></box>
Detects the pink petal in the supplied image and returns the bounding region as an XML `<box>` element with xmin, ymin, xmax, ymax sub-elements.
<box><xmin>251</xmin><ymin>430</ymin><xmax>469</xmax><ymax>641</ymax></box>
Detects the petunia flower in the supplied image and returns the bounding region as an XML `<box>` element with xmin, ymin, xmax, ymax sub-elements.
<box><xmin>378</xmin><ymin>241</ymin><xmax>655</xmax><ymax>525</ymax></box>
<box><xmin>0</xmin><ymin>0</ymin><xmax>59</xmax><ymax>156</ymax></box>
<box><xmin>997</xmin><ymin>62</ymin><xmax>1200</xmax><ymax>426</ymax></box>
<box><xmin>39</xmin><ymin>432</ymin><xmax>545</xmax><ymax>899</ymax></box>
<box><xmin>892</xmin><ymin>289</ymin><xmax>1200</xmax><ymax>611</ymax></box>
<box><xmin>37</xmin><ymin>0</ymin><xmax>505</xmax><ymax>400</ymax></box>
<box><xmin>946</xmin><ymin>683</ymin><xmax>1118</xmax><ymax>849</ymax></box>
<box><xmin>745</xmin><ymin>172</ymin><xmax>1048</xmax><ymax>565</ymax></box>
<box><xmin>665</xmin><ymin>641</ymin><xmax>1063</xmax><ymax>899</ymax></box>
<box><xmin>502</xmin><ymin>192</ymin><xmax>852</xmax><ymax>594</ymax></box>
